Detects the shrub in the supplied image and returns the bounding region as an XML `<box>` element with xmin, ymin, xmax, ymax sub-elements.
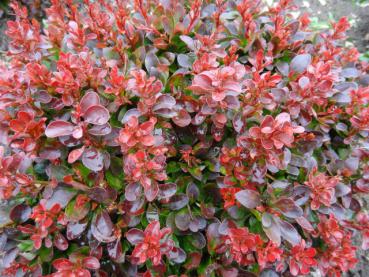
<box><xmin>0</xmin><ymin>0</ymin><xmax>368</xmax><ymax>276</ymax></box>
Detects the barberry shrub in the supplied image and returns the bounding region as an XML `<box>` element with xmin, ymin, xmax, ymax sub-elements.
<box><xmin>1</xmin><ymin>0</ymin><xmax>369</xmax><ymax>276</ymax></box>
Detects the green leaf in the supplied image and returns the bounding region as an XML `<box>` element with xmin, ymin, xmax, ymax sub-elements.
<box><xmin>18</xmin><ymin>240</ymin><xmax>34</xmax><ymax>252</ymax></box>
<box><xmin>39</xmin><ymin>246</ymin><xmax>53</xmax><ymax>262</ymax></box>
<box><xmin>167</xmin><ymin>161</ymin><xmax>181</xmax><ymax>174</ymax></box>
<box><xmin>106</xmin><ymin>171</ymin><xmax>124</xmax><ymax>191</ymax></box>
<box><xmin>65</xmin><ymin>199</ymin><xmax>90</xmax><ymax>222</ymax></box>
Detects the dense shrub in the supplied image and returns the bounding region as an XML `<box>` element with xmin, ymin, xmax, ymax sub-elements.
<box><xmin>1</xmin><ymin>0</ymin><xmax>369</xmax><ymax>276</ymax></box>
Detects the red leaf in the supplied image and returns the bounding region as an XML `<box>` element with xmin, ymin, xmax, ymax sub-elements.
<box><xmin>52</xmin><ymin>258</ymin><xmax>74</xmax><ymax>270</ymax></box>
<box><xmin>173</xmin><ymin>109</ymin><xmax>191</xmax><ymax>127</ymax></box>
<box><xmin>82</xmin><ymin>256</ymin><xmax>100</xmax><ymax>270</ymax></box>
<box><xmin>68</xmin><ymin>147</ymin><xmax>85</xmax><ymax>163</ymax></box>
<box><xmin>54</xmin><ymin>233</ymin><xmax>68</xmax><ymax>251</ymax></box>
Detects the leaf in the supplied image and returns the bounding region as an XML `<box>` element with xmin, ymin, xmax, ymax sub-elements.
<box><xmin>158</xmin><ymin>182</ymin><xmax>177</xmax><ymax>199</ymax></box>
<box><xmin>296</xmin><ymin>216</ymin><xmax>314</xmax><ymax>232</ymax></box>
<box><xmin>175</xmin><ymin>211</ymin><xmax>191</xmax><ymax>231</ymax></box>
<box><xmin>168</xmin><ymin>247</ymin><xmax>186</xmax><ymax>263</ymax></box>
<box><xmin>18</xmin><ymin>240</ymin><xmax>34</xmax><ymax>252</ymax></box>
<box><xmin>106</xmin><ymin>171</ymin><xmax>123</xmax><ymax>191</ymax></box>
<box><xmin>91</xmin><ymin>210</ymin><xmax>116</xmax><ymax>243</ymax></box>
<box><xmin>82</xmin><ymin>256</ymin><xmax>100</xmax><ymax>270</ymax></box>
<box><xmin>68</xmin><ymin>147</ymin><xmax>85</xmax><ymax>163</ymax></box>
<box><xmin>173</xmin><ymin>109</ymin><xmax>191</xmax><ymax>127</ymax></box>
<box><xmin>53</xmin><ymin>233</ymin><xmax>68</xmax><ymax>251</ymax></box>
<box><xmin>88</xmin><ymin>123</ymin><xmax>112</xmax><ymax>136</ymax></box>
<box><xmin>45</xmin><ymin>121</ymin><xmax>74</xmax><ymax>138</ymax></box>
<box><xmin>145</xmin><ymin>52</ymin><xmax>160</xmax><ymax>72</ymax></box>
<box><xmin>126</xmin><ymin>228</ymin><xmax>144</xmax><ymax>245</ymax></box>
<box><xmin>10</xmin><ymin>204</ymin><xmax>31</xmax><ymax>223</ymax></box>
<box><xmin>125</xmin><ymin>182</ymin><xmax>142</xmax><ymax>201</ymax></box>
<box><xmin>341</xmin><ymin>68</ymin><xmax>359</xmax><ymax>79</ymax></box>
<box><xmin>80</xmin><ymin>91</ymin><xmax>100</xmax><ymax>113</ymax></box>
<box><xmin>66</xmin><ymin>221</ymin><xmax>88</xmax><ymax>240</ymax></box>
<box><xmin>45</xmin><ymin>186</ymin><xmax>76</xmax><ymax>209</ymax></box>
<box><xmin>146</xmin><ymin>203</ymin><xmax>159</xmax><ymax>222</ymax></box>
<box><xmin>190</xmin><ymin>232</ymin><xmax>207</xmax><ymax>249</ymax></box>
<box><xmin>107</xmin><ymin>240</ymin><xmax>124</xmax><ymax>262</ymax></box>
<box><xmin>235</xmin><ymin>190</ymin><xmax>261</xmax><ymax>209</ymax></box>
<box><xmin>274</xmin><ymin>198</ymin><xmax>303</xmax><ymax>218</ymax></box>
<box><xmin>177</xmin><ymin>54</ymin><xmax>192</xmax><ymax>68</ymax></box>
<box><xmin>278</xmin><ymin>219</ymin><xmax>301</xmax><ymax>245</ymax></box>
<box><xmin>262</xmin><ymin>213</ymin><xmax>281</xmax><ymax>246</ymax></box>
<box><xmin>290</xmin><ymin>54</ymin><xmax>311</xmax><ymax>73</ymax></box>
<box><xmin>88</xmin><ymin>187</ymin><xmax>117</xmax><ymax>204</ymax></box>
<box><xmin>82</xmin><ymin>148</ymin><xmax>104</xmax><ymax>171</ymax></box>
<box><xmin>167</xmin><ymin>194</ymin><xmax>189</xmax><ymax>210</ymax></box>
<box><xmin>179</xmin><ymin>35</ymin><xmax>195</xmax><ymax>50</ymax></box>
<box><xmin>65</xmin><ymin>200</ymin><xmax>90</xmax><ymax>222</ymax></box>
<box><xmin>144</xmin><ymin>182</ymin><xmax>159</xmax><ymax>202</ymax></box>
<box><xmin>83</xmin><ymin>105</ymin><xmax>110</xmax><ymax>125</ymax></box>
<box><xmin>121</xmin><ymin>108</ymin><xmax>141</xmax><ymax>124</ymax></box>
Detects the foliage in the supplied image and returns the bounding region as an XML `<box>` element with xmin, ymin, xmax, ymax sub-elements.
<box><xmin>0</xmin><ymin>0</ymin><xmax>369</xmax><ymax>276</ymax></box>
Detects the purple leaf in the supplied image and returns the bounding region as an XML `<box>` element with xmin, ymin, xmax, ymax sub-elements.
<box><xmin>186</xmin><ymin>182</ymin><xmax>200</xmax><ymax>201</ymax></box>
<box><xmin>83</xmin><ymin>105</ymin><xmax>110</xmax><ymax>125</ymax></box>
<box><xmin>168</xmin><ymin>246</ymin><xmax>186</xmax><ymax>263</ymax></box>
<box><xmin>10</xmin><ymin>204</ymin><xmax>31</xmax><ymax>223</ymax></box>
<box><xmin>190</xmin><ymin>232</ymin><xmax>206</xmax><ymax>249</ymax></box>
<box><xmin>154</xmin><ymin>95</ymin><xmax>176</xmax><ymax>110</ymax></box>
<box><xmin>54</xmin><ymin>232</ymin><xmax>68</xmax><ymax>251</ymax></box>
<box><xmin>189</xmin><ymin>216</ymin><xmax>207</xmax><ymax>232</ymax></box>
<box><xmin>88</xmin><ymin>123</ymin><xmax>112</xmax><ymax>136</ymax></box>
<box><xmin>341</xmin><ymin>68</ymin><xmax>359</xmax><ymax>79</ymax></box>
<box><xmin>277</xmin><ymin>219</ymin><xmax>301</xmax><ymax>245</ymax></box>
<box><xmin>145</xmin><ymin>52</ymin><xmax>159</xmax><ymax>72</ymax></box>
<box><xmin>177</xmin><ymin>54</ymin><xmax>192</xmax><ymax>68</ymax></box>
<box><xmin>80</xmin><ymin>91</ymin><xmax>100</xmax><ymax>113</ymax></box>
<box><xmin>107</xmin><ymin>240</ymin><xmax>124</xmax><ymax>262</ymax></box>
<box><xmin>91</xmin><ymin>210</ymin><xmax>116</xmax><ymax>243</ymax></box>
<box><xmin>262</xmin><ymin>213</ymin><xmax>281</xmax><ymax>246</ymax></box>
<box><xmin>126</xmin><ymin>228</ymin><xmax>144</xmax><ymax>245</ymax></box>
<box><xmin>122</xmin><ymin>198</ymin><xmax>145</xmax><ymax>215</ymax></box>
<box><xmin>3</xmin><ymin>248</ymin><xmax>19</xmax><ymax>268</ymax></box>
<box><xmin>88</xmin><ymin>187</ymin><xmax>117</xmax><ymax>204</ymax></box>
<box><xmin>66</xmin><ymin>221</ymin><xmax>88</xmax><ymax>240</ymax></box>
<box><xmin>175</xmin><ymin>212</ymin><xmax>191</xmax><ymax>231</ymax></box>
<box><xmin>180</xmin><ymin>35</ymin><xmax>195</xmax><ymax>50</ymax></box>
<box><xmin>158</xmin><ymin>182</ymin><xmax>177</xmax><ymax>199</ymax></box>
<box><xmin>82</xmin><ymin>148</ymin><xmax>104</xmax><ymax>171</ymax></box>
<box><xmin>274</xmin><ymin>198</ymin><xmax>303</xmax><ymax>218</ymax></box>
<box><xmin>121</xmin><ymin>108</ymin><xmax>141</xmax><ymax>124</ymax></box>
<box><xmin>290</xmin><ymin>54</ymin><xmax>311</xmax><ymax>73</ymax></box>
<box><xmin>45</xmin><ymin>121</ymin><xmax>74</xmax><ymax>138</ymax></box>
<box><xmin>144</xmin><ymin>182</ymin><xmax>159</xmax><ymax>202</ymax></box>
<box><xmin>296</xmin><ymin>217</ymin><xmax>314</xmax><ymax>232</ymax></box>
<box><xmin>235</xmin><ymin>189</ymin><xmax>261</xmax><ymax>209</ymax></box>
<box><xmin>167</xmin><ymin>194</ymin><xmax>189</xmax><ymax>210</ymax></box>
<box><xmin>173</xmin><ymin>109</ymin><xmax>191</xmax><ymax>127</ymax></box>
<box><xmin>125</xmin><ymin>183</ymin><xmax>143</xmax><ymax>202</ymax></box>
<box><xmin>45</xmin><ymin>186</ymin><xmax>76</xmax><ymax>209</ymax></box>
